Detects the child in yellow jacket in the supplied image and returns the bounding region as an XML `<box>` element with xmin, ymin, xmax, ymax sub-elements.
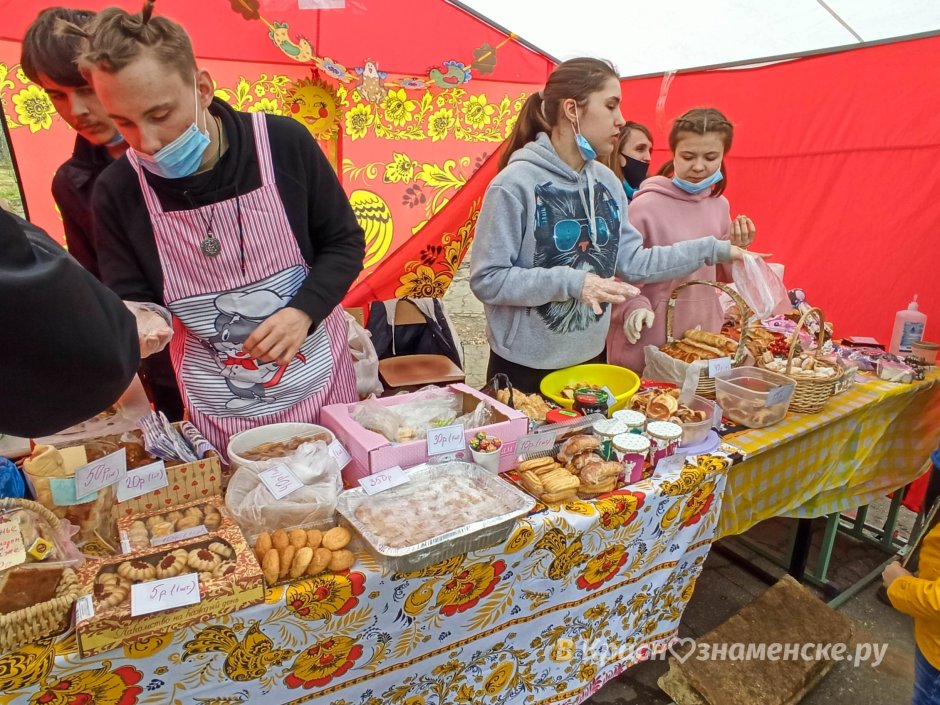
<box><xmin>885</xmin><ymin>522</ymin><xmax>940</xmax><ymax>705</ymax></box>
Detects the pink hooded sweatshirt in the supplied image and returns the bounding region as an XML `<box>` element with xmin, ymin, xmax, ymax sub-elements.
<box><xmin>606</xmin><ymin>175</ymin><xmax>732</xmax><ymax>372</ymax></box>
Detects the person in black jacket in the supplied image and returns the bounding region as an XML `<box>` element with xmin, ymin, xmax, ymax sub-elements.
<box><xmin>21</xmin><ymin>6</ymin><xmax>184</xmax><ymax>422</ymax></box>
<box><xmin>0</xmin><ymin>209</ymin><xmax>139</xmax><ymax>437</ymax></box>
<box><xmin>68</xmin><ymin>1</ymin><xmax>365</xmax><ymax>453</ymax></box>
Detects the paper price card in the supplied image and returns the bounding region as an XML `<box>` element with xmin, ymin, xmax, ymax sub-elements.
<box><xmin>150</xmin><ymin>525</ymin><xmax>209</xmax><ymax>547</ymax></box>
<box><xmin>765</xmin><ymin>384</ymin><xmax>794</xmax><ymax>408</ymax></box>
<box><xmin>259</xmin><ymin>463</ymin><xmax>303</xmax><ymax>500</ymax></box>
<box><xmin>74</xmin><ymin>448</ymin><xmax>127</xmax><ymax>500</ymax></box>
<box><xmin>328</xmin><ymin>439</ymin><xmax>352</xmax><ymax>469</ymax></box>
<box><xmin>116</xmin><ymin>460</ymin><xmax>168</xmax><ymax>502</ymax></box>
<box><xmin>131</xmin><ymin>572</ymin><xmax>201</xmax><ymax>616</ymax></box>
<box><xmin>515</xmin><ymin>431</ymin><xmax>557</xmax><ymax>456</ymax></box>
<box><xmin>708</xmin><ymin>357</ymin><xmax>732</xmax><ymax>378</ymax></box>
<box><xmin>0</xmin><ymin>517</ymin><xmax>26</xmax><ymax>572</ymax></box>
<box><xmin>426</xmin><ymin>424</ymin><xmax>466</xmax><ymax>456</ymax></box>
<box><xmin>360</xmin><ymin>465</ymin><xmax>409</xmax><ymax>495</ymax></box>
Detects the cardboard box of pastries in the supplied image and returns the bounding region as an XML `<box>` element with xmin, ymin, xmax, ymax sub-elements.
<box><xmin>74</xmin><ymin>516</ymin><xmax>262</xmax><ymax>658</ymax></box>
<box><xmin>115</xmin><ymin>496</ymin><xmax>232</xmax><ymax>554</ymax></box>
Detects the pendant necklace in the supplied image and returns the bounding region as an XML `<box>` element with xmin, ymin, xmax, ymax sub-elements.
<box><xmin>196</xmin><ymin>116</ymin><xmax>225</xmax><ymax>257</ymax></box>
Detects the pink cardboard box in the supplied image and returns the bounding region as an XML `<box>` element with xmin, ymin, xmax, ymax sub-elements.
<box><xmin>320</xmin><ymin>383</ymin><xmax>528</xmax><ymax>485</ymax></box>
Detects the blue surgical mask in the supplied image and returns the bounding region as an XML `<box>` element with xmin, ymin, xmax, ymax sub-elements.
<box><xmin>673</xmin><ymin>168</ymin><xmax>723</xmax><ymax>194</ymax></box>
<box><xmin>105</xmin><ymin>131</ymin><xmax>125</xmax><ymax>147</ymax></box>
<box><xmin>134</xmin><ymin>79</ymin><xmax>210</xmax><ymax>179</ymax></box>
<box><xmin>572</xmin><ymin>108</ymin><xmax>597</xmax><ymax>161</ymax></box>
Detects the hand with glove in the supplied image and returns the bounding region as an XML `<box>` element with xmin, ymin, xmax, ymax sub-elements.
<box><xmin>124</xmin><ymin>301</ymin><xmax>173</xmax><ymax>358</ymax></box>
<box><xmin>579</xmin><ymin>273</ymin><xmax>640</xmax><ymax>315</ymax></box>
<box><xmin>623</xmin><ymin>308</ymin><xmax>655</xmax><ymax>344</ymax></box>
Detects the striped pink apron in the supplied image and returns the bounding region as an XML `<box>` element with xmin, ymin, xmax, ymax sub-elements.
<box><xmin>126</xmin><ymin>111</ymin><xmax>357</xmax><ymax>454</ymax></box>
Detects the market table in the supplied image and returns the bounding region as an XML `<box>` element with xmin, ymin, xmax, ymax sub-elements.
<box><xmin>3</xmin><ymin>456</ymin><xmax>730</xmax><ymax>705</ymax></box>
<box><xmin>717</xmin><ymin>370</ymin><xmax>940</xmax><ymax>581</ymax></box>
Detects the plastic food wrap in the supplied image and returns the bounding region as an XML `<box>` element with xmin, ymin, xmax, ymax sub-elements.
<box><xmin>731</xmin><ymin>255</ymin><xmax>791</xmax><ymax>320</ymax></box>
<box><xmin>225</xmin><ymin>441</ymin><xmax>342</xmax><ymax>539</ymax></box>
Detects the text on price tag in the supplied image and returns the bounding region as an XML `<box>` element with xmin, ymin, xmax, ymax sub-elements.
<box><xmin>359</xmin><ymin>465</ymin><xmax>409</xmax><ymax>495</ymax></box>
<box><xmin>765</xmin><ymin>384</ymin><xmax>794</xmax><ymax>408</ymax></box>
<box><xmin>516</xmin><ymin>431</ymin><xmax>557</xmax><ymax>456</ymax></box>
<box><xmin>656</xmin><ymin>453</ymin><xmax>688</xmax><ymax>476</ymax></box>
<box><xmin>426</xmin><ymin>423</ymin><xmax>466</xmax><ymax>456</ymax></box>
<box><xmin>0</xmin><ymin>517</ymin><xmax>26</xmax><ymax>572</ymax></box>
<box><xmin>708</xmin><ymin>357</ymin><xmax>732</xmax><ymax>378</ymax></box>
<box><xmin>328</xmin><ymin>439</ymin><xmax>352</xmax><ymax>469</ymax></box>
<box><xmin>131</xmin><ymin>572</ymin><xmax>201</xmax><ymax>616</ymax></box>
<box><xmin>74</xmin><ymin>448</ymin><xmax>127</xmax><ymax>499</ymax></box>
<box><xmin>116</xmin><ymin>460</ymin><xmax>168</xmax><ymax>502</ymax></box>
<box><xmin>259</xmin><ymin>463</ymin><xmax>303</xmax><ymax>500</ymax></box>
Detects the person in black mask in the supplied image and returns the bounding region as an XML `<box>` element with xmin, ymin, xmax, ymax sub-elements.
<box><xmin>608</xmin><ymin>121</ymin><xmax>653</xmax><ymax>200</ymax></box>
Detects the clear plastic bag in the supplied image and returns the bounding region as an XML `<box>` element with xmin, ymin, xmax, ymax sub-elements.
<box><xmin>731</xmin><ymin>255</ymin><xmax>791</xmax><ymax>320</ymax></box>
<box><xmin>225</xmin><ymin>440</ymin><xmax>342</xmax><ymax>539</ymax></box>
<box><xmin>345</xmin><ymin>312</ymin><xmax>383</xmax><ymax>398</ymax></box>
<box><xmin>350</xmin><ymin>388</ymin><xmax>462</xmax><ymax>442</ymax></box>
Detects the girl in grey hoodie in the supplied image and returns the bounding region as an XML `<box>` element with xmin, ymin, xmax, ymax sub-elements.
<box><xmin>470</xmin><ymin>58</ymin><xmax>752</xmax><ymax>393</ymax></box>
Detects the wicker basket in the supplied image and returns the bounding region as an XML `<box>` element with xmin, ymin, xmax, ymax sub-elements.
<box><xmin>0</xmin><ymin>497</ymin><xmax>80</xmax><ymax>655</ymax></box>
<box><xmin>664</xmin><ymin>280</ymin><xmax>751</xmax><ymax>400</ymax></box>
<box><xmin>757</xmin><ymin>306</ymin><xmax>843</xmax><ymax>414</ymax></box>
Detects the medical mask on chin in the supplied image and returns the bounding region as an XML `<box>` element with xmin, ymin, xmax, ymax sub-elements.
<box><xmin>623</xmin><ymin>156</ymin><xmax>649</xmax><ymax>189</ymax></box>
<box><xmin>673</xmin><ymin>168</ymin><xmax>723</xmax><ymax>194</ymax></box>
<box><xmin>134</xmin><ymin>79</ymin><xmax>211</xmax><ymax>179</ymax></box>
<box><xmin>105</xmin><ymin>131</ymin><xmax>126</xmax><ymax>147</ymax></box>
<box><xmin>572</xmin><ymin>108</ymin><xmax>597</xmax><ymax>162</ymax></box>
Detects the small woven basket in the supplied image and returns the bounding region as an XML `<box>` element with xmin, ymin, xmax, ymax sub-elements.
<box><xmin>0</xmin><ymin>497</ymin><xmax>80</xmax><ymax>655</ymax></box>
<box><xmin>665</xmin><ymin>280</ymin><xmax>751</xmax><ymax>399</ymax></box>
<box><xmin>757</xmin><ymin>306</ymin><xmax>843</xmax><ymax>414</ymax></box>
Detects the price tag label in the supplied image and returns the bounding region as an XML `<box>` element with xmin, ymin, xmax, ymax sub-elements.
<box><xmin>150</xmin><ymin>524</ymin><xmax>209</xmax><ymax>547</ymax></box>
<box><xmin>131</xmin><ymin>572</ymin><xmax>201</xmax><ymax>616</ymax></box>
<box><xmin>765</xmin><ymin>384</ymin><xmax>794</xmax><ymax>408</ymax></box>
<box><xmin>74</xmin><ymin>448</ymin><xmax>127</xmax><ymax>500</ymax></box>
<box><xmin>328</xmin><ymin>439</ymin><xmax>352</xmax><ymax>470</ymax></box>
<box><xmin>116</xmin><ymin>460</ymin><xmax>168</xmax><ymax>502</ymax></box>
<box><xmin>360</xmin><ymin>465</ymin><xmax>409</xmax><ymax>495</ymax></box>
<box><xmin>0</xmin><ymin>517</ymin><xmax>26</xmax><ymax>572</ymax></box>
<box><xmin>656</xmin><ymin>453</ymin><xmax>688</xmax><ymax>476</ymax></box>
<box><xmin>426</xmin><ymin>424</ymin><xmax>466</xmax><ymax>456</ymax></box>
<box><xmin>75</xmin><ymin>594</ymin><xmax>95</xmax><ymax>623</ymax></box>
<box><xmin>708</xmin><ymin>357</ymin><xmax>732</xmax><ymax>378</ymax></box>
<box><xmin>515</xmin><ymin>431</ymin><xmax>557</xmax><ymax>456</ymax></box>
<box><xmin>259</xmin><ymin>463</ymin><xmax>304</xmax><ymax>500</ymax></box>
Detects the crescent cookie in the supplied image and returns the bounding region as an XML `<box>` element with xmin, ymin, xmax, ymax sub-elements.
<box><xmin>188</xmin><ymin>548</ymin><xmax>221</xmax><ymax>572</ymax></box>
<box><xmin>208</xmin><ymin>541</ymin><xmax>233</xmax><ymax>559</ymax></box>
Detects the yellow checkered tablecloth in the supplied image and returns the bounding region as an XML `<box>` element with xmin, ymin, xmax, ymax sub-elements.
<box><xmin>718</xmin><ymin>369</ymin><xmax>940</xmax><ymax>537</ymax></box>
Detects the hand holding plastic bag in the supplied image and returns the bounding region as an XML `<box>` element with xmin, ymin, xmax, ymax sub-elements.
<box><xmin>124</xmin><ymin>301</ymin><xmax>173</xmax><ymax>358</ymax></box>
<box><xmin>731</xmin><ymin>254</ymin><xmax>791</xmax><ymax>319</ymax></box>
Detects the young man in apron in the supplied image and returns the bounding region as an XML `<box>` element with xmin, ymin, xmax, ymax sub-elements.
<box><xmin>72</xmin><ymin>2</ymin><xmax>363</xmax><ymax>454</ymax></box>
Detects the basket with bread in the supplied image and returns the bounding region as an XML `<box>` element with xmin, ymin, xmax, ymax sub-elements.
<box><xmin>756</xmin><ymin>306</ymin><xmax>843</xmax><ymax>414</ymax></box>
<box><xmin>661</xmin><ymin>280</ymin><xmax>751</xmax><ymax>399</ymax></box>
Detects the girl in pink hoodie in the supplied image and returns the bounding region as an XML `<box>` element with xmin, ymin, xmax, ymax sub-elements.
<box><xmin>606</xmin><ymin>108</ymin><xmax>755</xmax><ymax>372</ymax></box>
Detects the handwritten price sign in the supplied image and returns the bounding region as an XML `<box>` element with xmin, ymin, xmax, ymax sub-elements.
<box><xmin>131</xmin><ymin>572</ymin><xmax>201</xmax><ymax>616</ymax></box>
<box><xmin>359</xmin><ymin>465</ymin><xmax>409</xmax><ymax>495</ymax></box>
<box><xmin>515</xmin><ymin>431</ymin><xmax>557</xmax><ymax>456</ymax></box>
<box><xmin>259</xmin><ymin>463</ymin><xmax>303</xmax><ymax>500</ymax></box>
<box><xmin>74</xmin><ymin>448</ymin><xmax>127</xmax><ymax>500</ymax></box>
<box><xmin>0</xmin><ymin>517</ymin><xmax>26</xmax><ymax>572</ymax></box>
<box><xmin>426</xmin><ymin>424</ymin><xmax>466</xmax><ymax>456</ymax></box>
<box><xmin>116</xmin><ymin>460</ymin><xmax>168</xmax><ymax>502</ymax></box>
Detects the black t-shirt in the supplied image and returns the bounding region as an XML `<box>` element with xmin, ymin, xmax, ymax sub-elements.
<box><xmin>93</xmin><ymin>99</ymin><xmax>365</xmax><ymax>328</ymax></box>
<box><xmin>0</xmin><ymin>210</ymin><xmax>139</xmax><ymax>436</ymax></box>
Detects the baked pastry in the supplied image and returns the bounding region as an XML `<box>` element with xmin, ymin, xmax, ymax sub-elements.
<box><xmin>328</xmin><ymin>549</ymin><xmax>355</xmax><ymax>572</ymax></box>
<box><xmin>213</xmin><ymin>561</ymin><xmax>238</xmax><ymax>579</ymax></box>
<box><xmin>271</xmin><ymin>529</ymin><xmax>289</xmax><ymax>550</ymax></box>
<box><xmin>262</xmin><ymin>550</ymin><xmax>279</xmax><ymax>584</ymax></box>
<box><xmin>183</xmin><ymin>506</ymin><xmax>204</xmax><ymax>521</ymax></box>
<box><xmin>207</xmin><ymin>542</ymin><xmax>233</xmax><ymax>559</ymax></box>
<box><xmin>150</xmin><ymin>521</ymin><xmax>174</xmax><ymax>537</ymax></box>
<box><xmin>118</xmin><ymin>559</ymin><xmax>156</xmax><ymax>582</ymax></box>
<box><xmin>684</xmin><ymin>329</ymin><xmax>736</xmax><ymax>355</ymax></box>
<box><xmin>155</xmin><ymin>552</ymin><xmax>185</xmax><ymax>579</ymax></box>
<box><xmin>305</xmin><ymin>529</ymin><xmax>323</xmax><ymax>549</ymax></box>
<box><xmin>558</xmin><ymin>435</ymin><xmax>599</xmax><ymax>463</ymax></box>
<box><xmin>322</xmin><ymin>527</ymin><xmax>351</xmax><ymax>551</ymax></box>
<box><xmin>307</xmin><ymin>547</ymin><xmax>332</xmax><ymax>576</ymax></box>
<box><xmin>203</xmin><ymin>509</ymin><xmax>222</xmax><ymax>531</ymax></box>
<box><xmin>254</xmin><ymin>532</ymin><xmax>273</xmax><ymax>560</ymax></box>
<box><xmin>95</xmin><ymin>573</ymin><xmax>132</xmax><ymax>608</ymax></box>
<box><xmin>187</xmin><ymin>548</ymin><xmax>221</xmax><ymax>572</ymax></box>
<box><xmin>289</xmin><ymin>529</ymin><xmax>308</xmax><ymax>549</ymax></box>
<box><xmin>0</xmin><ymin>566</ymin><xmax>64</xmax><ymax>613</ymax></box>
<box><xmin>175</xmin><ymin>515</ymin><xmax>202</xmax><ymax>531</ymax></box>
<box><xmin>277</xmin><ymin>545</ymin><xmax>295</xmax><ymax>579</ymax></box>
<box><xmin>290</xmin><ymin>547</ymin><xmax>313</xmax><ymax>578</ymax></box>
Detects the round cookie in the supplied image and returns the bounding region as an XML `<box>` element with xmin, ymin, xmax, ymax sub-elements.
<box><xmin>322</xmin><ymin>527</ymin><xmax>351</xmax><ymax>551</ymax></box>
<box><xmin>328</xmin><ymin>549</ymin><xmax>355</xmax><ymax>572</ymax></box>
<box><xmin>188</xmin><ymin>548</ymin><xmax>221</xmax><ymax>572</ymax></box>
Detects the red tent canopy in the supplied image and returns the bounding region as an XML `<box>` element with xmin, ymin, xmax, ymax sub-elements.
<box><xmin>619</xmin><ymin>34</ymin><xmax>940</xmax><ymax>342</ymax></box>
